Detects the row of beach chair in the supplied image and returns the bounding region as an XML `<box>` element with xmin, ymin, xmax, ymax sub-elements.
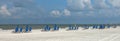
<box><xmin>14</xmin><ymin>25</ymin><xmax>113</xmax><ymax>33</ymax></box>
<box><xmin>14</xmin><ymin>25</ymin><xmax>32</xmax><ymax>33</ymax></box>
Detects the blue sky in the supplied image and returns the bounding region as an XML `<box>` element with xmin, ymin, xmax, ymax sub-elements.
<box><xmin>0</xmin><ymin>0</ymin><xmax>120</xmax><ymax>24</ymax></box>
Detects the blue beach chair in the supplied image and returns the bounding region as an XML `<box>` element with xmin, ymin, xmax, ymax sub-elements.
<box><xmin>84</xmin><ymin>25</ymin><xmax>89</xmax><ymax>29</ymax></box>
<box><xmin>73</xmin><ymin>25</ymin><xmax>79</xmax><ymax>30</ymax></box>
<box><xmin>20</xmin><ymin>27</ymin><xmax>23</xmax><ymax>32</ymax></box>
<box><xmin>25</xmin><ymin>25</ymin><xmax>29</xmax><ymax>32</ymax></box>
<box><xmin>72</xmin><ymin>27</ymin><xmax>75</xmax><ymax>30</ymax></box>
<box><xmin>68</xmin><ymin>25</ymin><xmax>73</xmax><ymax>30</ymax></box>
<box><xmin>76</xmin><ymin>26</ymin><xmax>79</xmax><ymax>30</ymax></box>
<box><xmin>68</xmin><ymin>25</ymin><xmax>78</xmax><ymax>30</ymax></box>
<box><xmin>29</xmin><ymin>27</ymin><xmax>32</xmax><ymax>32</ymax></box>
<box><xmin>93</xmin><ymin>25</ymin><xmax>98</xmax><ymax>29</ymax></box>
<box><xmin>107</xmin><ymin>25</ymin><xmax>111</xmax><ymax>28</ymax></box>
<box><xmin>53</xmin><ymin>24</ymin><xmax>59</xmax><ymax>31</ymax></box>
<box><xmin>74</xmin><ymin>26</ymin><xmax>79</xmax><ymax>30</ymax></box>
<box><xmin>44</xmin><ymin>25</ymin><xmax>50</xmax><ymax>31</ymax></box>
<box><xmin>99</xmin><ymin>25</ymin><xmax>105</xmax><ymax>29</ymax></box>
<box><xmin>15</xmin><ymin>26</ymin><xmax>19</xmax><ymax>32</ymax></box>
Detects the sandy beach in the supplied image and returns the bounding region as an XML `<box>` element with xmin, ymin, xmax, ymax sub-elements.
<box><xmin>0</xmin><ymin>27</ymin><xmax>120</xmax><ymax>41</ymax></box>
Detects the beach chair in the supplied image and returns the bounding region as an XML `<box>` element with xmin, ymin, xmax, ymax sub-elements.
<box><xmin>20</xmin><ymin>27</ymin><xmax>23</xmax><ymax>32</ymax></box>
<box><xmin>25</xmin><ymin>25</ymin><xmax>29</xmax><ymax>32</ymax></box>
<box><xmin>83</xmin><ymin>25</ymin><xmax>89</xmax><ymax>30</ymax></box>
<box><xmin>102</xmin><ymin>25</ymin><xmax>105</xmax><ymax>29</ymax></box>
<box><xmin>42</xmin><ymin>25</ymin><xmax>50</xmax><ymax>31</ymax></box>
<box><xmin>113</xmin><ymin>25</ymin><xmax>117</xmax><ymax>28</ymax></box>
<box><xmin>77</xmin><ymin>26</ymin><xmax>79</xmax><ymax>30</ymax></box>
<box><xmin>29</xmin><ymin>27</ymin><xmax>32</xmax><ymax>32</ymax></box>
<box><xmin>93</xmin><ymin>25</ymin><xmax>98</xmax><ymax>29</ymax></box>
<box><xmin>99</xmin><ymin>25</ymin><xmax>102</xmax><ymax>29</ymax></box>
<box><xmin>15</xmin><ymin>26</ymin><xmax>19</xmax><ymax>33</ymax></box>
<box><xmin>107</xmin><ymin>25</ymin><xmax>111</xmax><ymax>28</ymax></box>
<box><xmin>53</xmin><ymin>24</ymin><xmax>59</xmax><ymax>31</ymax></box>
<box><xmin>73</xmin><ymin>25</ymin><xmax>79</xmax><ymax>30</ymax></box>
<box><xmin>73</xmin><ymin>27</ymin><xmax>76</xmax><ymax>30</ymax></box>
<box><xmin>68</xmin><ymin>25</ymin><xmax>73</xmax><ymax>30</ymax></box>
<box><xmin>74</xmin><ymin>26</ymin><xmax>79</xmax><ymax>30</ymax></box>
<box><xmin>67</xmin><ymin>25</ymin><xmax>78</xmax><ymax>30</ymax></box>
<box><xmin>99</xmin><ymin>25</ymin><xmax>105</xmax><ymax>29</ymax></box>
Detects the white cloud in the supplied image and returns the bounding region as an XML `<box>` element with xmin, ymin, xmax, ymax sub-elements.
<box><xmin>0</xmin><ymin>5</ymin><xmax>11</xmax><ymax>16</ymax></box>
<box><xmin>67</xmin><ymin>0</ymin><xmax>120</xmax><ymax>10</ymax></box>
<box><xmin>50</xmin><ymin>9</ymin><xmax>71</xmax><ymax>17</ymax></box>
<box><xmin>0</xmin><ymin>0</ymin><xmax>44</xmax><ymax>19</ymax></box>
<box><xmin>108</xmin><ymin>0</ymin><xmax>120</xmax><ymax>8</ymax></box>
<box><xmin>50</xmin><ymin>10</ymin><xmax>61</xmax><ymax>17</ymax></box>
<box><xmin>67</xmin><ymin>0</ymin><xmax>93</xmax><ymax>10</ymax></box>
<box><xmin>63</xmin><ymin>9</ymin><xmax>71</xmax><ymax>16</ymax></box>
<box><xmin>72</xmin><ymin>9</ymin><xmax>120</xmax><ymax>17</ymax></box>
<box><xmin>92</xmin><ymin>0</ymin><xmax>110</xmax><ymax>9</ymax></box>
<box><xmin>66</xmin><ymin>0</ymin><xmax>120</xmax><ymax>17</ymax></box>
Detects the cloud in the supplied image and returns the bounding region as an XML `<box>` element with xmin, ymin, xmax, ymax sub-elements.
<box><xmin>50</xmin><ymin>10</ymin><xmax>61</xmax><ymax>17</ymax></box>
<box><xmin>70</xmin><ymin>9</ymin><xmax>120</xmax><ymax>17</ymax></box>
<box><xmin>0</xmin><ymin>0</ymin><xmax>44</xmax><ymax>19</ymax></box>
<box><xmin>67</xmin><ymin>0</ymin><xmax>120</xmax><ymax>10</ymax></box>
<box><xmin>67</xmin><ymin>0</ymin><xmax>93</xmax><ymax>11</ymax></box>
<box><xmin>0</xmin><ymin>5</ymin><xmax>11</xmax><ymax>17</ymax></box>
<box><xmin>50</xmin><ymin>9</ymin><xmax>71</xmax><ymax>17</ymax></box>
<box><xmin>66</xmin><ymin>0</ymin><xmax>120</xmax><ymax>17</ymax></box>
<box><xmin>92</xmin><ymin>0</ymin><xmax>111</xmax><ymax>9</ymax></box>
<box><xmin>93</xmin><ymin>0</ymin><xmax>120</xmax><ymax>9</ymax></box>
<box><xmin>108</xmin><ymin>0</ymin><xmax>120</xmax><ymax>8</ymax></box>
<box><xmin>63</xmin><ymin>9</ymin><xmax>71</xmax><ymax>16</ymax></box>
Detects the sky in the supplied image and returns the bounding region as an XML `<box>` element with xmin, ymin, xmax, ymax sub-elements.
<box><xmin>0</xmin><ymin>0</ymin><xmax>120</xmax><ymax>24</ymax></box>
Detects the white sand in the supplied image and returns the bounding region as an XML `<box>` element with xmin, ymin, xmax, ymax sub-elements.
<box><xmin>0</xmin><ymin>27</ymin><xmax>120</xmax><ymax>41</ymax></box>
